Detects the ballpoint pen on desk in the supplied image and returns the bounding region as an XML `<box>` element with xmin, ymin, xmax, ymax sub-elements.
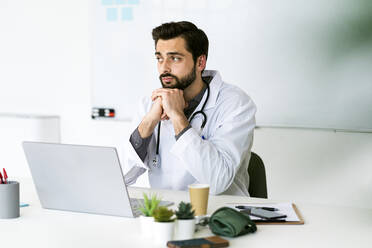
<box><xmin>235</xmin><ymin>205</ymin><xmax>279</xmax><ymax>211</ymax></box>
<box><xmin>3</xmin><ymin>168</ymin><xmax>8</xmax><ymax>184</ymax></box>
<box><xmin>254</xmin><ymin>219</ymin><xmax>286</xmax><ymax>223</ymax></box>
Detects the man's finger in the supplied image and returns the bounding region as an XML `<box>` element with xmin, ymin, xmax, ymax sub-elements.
<box><xmin>153</xmin><ymin>88</ymin><xmax>182</xmax><ymax>96</ymax></box>
<box><xmin>152</xmin><ymin>89</ymin><xmax>168</xmax><ymax>97</ymax></box>
<box><xmin>151</xmin><ymin>93</ymin><xmax>163</xmax><ymax>101</ymax></box>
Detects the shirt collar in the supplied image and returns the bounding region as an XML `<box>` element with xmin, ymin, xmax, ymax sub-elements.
<box><xmin>199</xmin><ymin>70</ymin><xmax>222</xmax><ymax>111</ymax></box>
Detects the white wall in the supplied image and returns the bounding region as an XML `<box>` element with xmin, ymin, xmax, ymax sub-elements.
<box><xmin>253</xmin><ymin>127</ymin><xmax>372</xmax><ymax>209</ymax></box>
<box><xmin>0</xmin><ymin>0</ymin><xmax>370</xmax><ymax>209</ymax></box>
<box><xmin>92</xmin><ymin>0</ymin><xmax>372</xmax><ymax>131</ymax></box>
<box><xmin>0</xmin><ymin>114</ymin><xmax>60</xmax><ymax>178</ymax></box>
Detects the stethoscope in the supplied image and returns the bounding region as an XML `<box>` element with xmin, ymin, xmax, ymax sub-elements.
<box><xmin>152</xmin><ymin>82</ymin><xmax>210</xmax><ymax>168</ymax></box>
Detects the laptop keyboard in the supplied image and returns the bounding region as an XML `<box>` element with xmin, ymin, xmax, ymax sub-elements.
<box><xmin>130</xmin><ymin>198</ymin><xmax>174</xmax><ymax>217</ymax></box>
<box><xmin>130</xmin><ymin>198</ymin><xmax>144</xmax><ymax>209</ymax></box>
<box><xmin>130</xmin><ymin>198</ymin><xmax>143</xmax><ymax>217</ymax></box>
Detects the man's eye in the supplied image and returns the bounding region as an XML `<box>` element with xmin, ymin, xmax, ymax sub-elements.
<box><xmin>156</xmin><ymin>57</ymin><xmax>163</xmax><ymax>62</ymax></box>
<box><xmin>172</xmin><ymin>57</ymin><xmax>180</xmax><ymax>62</ymax></box>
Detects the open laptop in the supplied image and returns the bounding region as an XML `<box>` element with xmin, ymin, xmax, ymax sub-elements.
<box><xmin>22</xmin><ymin>141</ymin><xmax>172</xmax><ymax>217</ymax></box>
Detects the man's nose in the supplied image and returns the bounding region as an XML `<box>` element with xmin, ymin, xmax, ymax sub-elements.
<box><xmin>159</xmin><ymin>59</ymin><xmax>171</xmax><ymax>74</ymax></box>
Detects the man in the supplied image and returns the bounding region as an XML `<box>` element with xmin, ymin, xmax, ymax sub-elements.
<box><xmin>125</xmin><ymin>21</ymin><xmax>256</xmax><ymax>196</ymax></box>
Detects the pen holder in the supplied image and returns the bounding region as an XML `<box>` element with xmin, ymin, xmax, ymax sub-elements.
<box><xmin>0</xmin><ymin>181</ymin><xmax>20</xmax><ymax>219</ymax></box>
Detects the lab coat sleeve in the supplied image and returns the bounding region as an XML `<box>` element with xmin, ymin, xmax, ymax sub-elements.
<box><xmin>170</xmin><ymin>97</ymin><xmax>256</xmax><ymax>195</ymax></box>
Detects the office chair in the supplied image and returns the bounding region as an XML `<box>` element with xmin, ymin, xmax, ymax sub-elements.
<box><xmin>248</xmin><ymin>152</ymin><xmax>268</xmax><ymax>198</ymax></box>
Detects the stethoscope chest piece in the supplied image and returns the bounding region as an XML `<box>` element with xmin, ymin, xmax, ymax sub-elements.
<box><xmin>152</xmin><ymin>154</ymin><xmax>161</xmax><ymax>168</ymax></box>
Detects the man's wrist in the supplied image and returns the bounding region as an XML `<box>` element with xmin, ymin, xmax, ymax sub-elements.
<box><xmin>138</xmin><ymin>115</ymin><xmax>159</xmax><ymax>138</ymax></box>
<box><xmin>175</xmin><ymin>124</ymin><xmax>192</xmax><ymax>140</ymax></box>
<box><xmin>171</xmin><ymin>113</ymin><xmax>189</xmax><ymax>136</ymax></box>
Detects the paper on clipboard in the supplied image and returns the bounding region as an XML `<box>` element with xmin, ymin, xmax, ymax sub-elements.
<box><xmin>226</xmin><ymin>202</ymin><xmax>303</xmax><ymax>223</ymax></box>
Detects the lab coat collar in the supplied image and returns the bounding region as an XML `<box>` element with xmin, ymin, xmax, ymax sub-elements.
<box><xmin>200</xmin><ymin>70</ymin><xmax>223</xmax><ymax>111</ymax></box>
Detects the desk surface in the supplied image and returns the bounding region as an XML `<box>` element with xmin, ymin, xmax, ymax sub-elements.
<box><xmin>1</xmin><ymin>179</ymin><xmax>371</xmax><ymax>248</ymax></box>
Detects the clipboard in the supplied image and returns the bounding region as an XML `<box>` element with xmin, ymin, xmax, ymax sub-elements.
<box><xmin>255</xmin><ymin>203</ymin><xmax>304</xmax><ymax>225</ymax></box>
<box><xmin>226</xmin><ymin>202</ymin><xmax>305</xmax><ymax>225</ymax></box>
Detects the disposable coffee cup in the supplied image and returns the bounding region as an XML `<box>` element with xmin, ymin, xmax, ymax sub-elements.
<box><xmin>0</xmin><ymin>181</ymin><xmax>20</xmax><ymax>219</ymax></box>
<box><xmin>188</xmin><ymin>184</ymin><xmax>209</xmax><ymax>216</ymax></box>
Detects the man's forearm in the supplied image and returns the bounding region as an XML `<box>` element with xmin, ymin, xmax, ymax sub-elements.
<box><xmin>138</xmin><ymin>116</ymin><xmax>159</xmax><ymax>138</ymax></box>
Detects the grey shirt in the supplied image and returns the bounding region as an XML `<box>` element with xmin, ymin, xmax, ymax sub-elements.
<box><xmin>130</xmin><ymin>78</ymin><xmax>211</xmax><ymax>162</ymax></box>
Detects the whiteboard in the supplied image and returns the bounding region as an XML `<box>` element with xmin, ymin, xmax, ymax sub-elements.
<box><xmin>92</xmin><ymin>0</ymin><xmax>372</xmax><ymax>132</ymax></box>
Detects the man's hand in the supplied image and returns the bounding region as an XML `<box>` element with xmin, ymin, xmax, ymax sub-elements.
<box><xmin>147</xmin><ymin>97</ymin><xmax>163</xmax><ymax>122</ymax></box>
<box><xmin>138</xmin><ymin>97</ymin><xmax>163</xmax><ymax>138</ymax></box>
<box><xmin>151</xmin><ymin>88</ymin><xmax>186</xmax><ymax>120</ymax></box>
<box><xmin>151</xmin><ymin>88</ymin><xmax>189</xmax><ymax>135</ymax></box>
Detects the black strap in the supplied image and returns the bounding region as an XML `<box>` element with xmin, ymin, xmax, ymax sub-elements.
<box><xmin>156</xmin><ymin>121</ymin><xmax>161</xmax><ymax>155</ymax></box>
<box><xmin>189</xmin><ymin>83</ymin><xmax>210</xmax><ymax>126</ymax></box>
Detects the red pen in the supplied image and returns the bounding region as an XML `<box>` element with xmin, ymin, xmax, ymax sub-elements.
<box><xmin>0</xmin><ymin>171</ymin><xmax>3</xmax><ymax>184</ymax></box>
<box><xmin>3</xmin><ymin>168</ymin><xmax>8</xmax><ymax>184</ymax></box>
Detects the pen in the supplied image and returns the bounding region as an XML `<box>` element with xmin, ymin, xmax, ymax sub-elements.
<box><xmin>235</xmin><ymin>205</ymin><xmax>279</xmax><ymax>211</ymax></box>
<box><xmin>254</xmin><ymin>219</ymin><xmax>286</xmax><ymax>223</ymax></box>
<box><xmin>3</xmin><ymin>168</ymin><xmax>8</xmax><ymax>184</ymax></box>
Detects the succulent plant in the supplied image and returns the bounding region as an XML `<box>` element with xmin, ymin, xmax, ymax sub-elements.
<box><xmin>175</xmin><ymin>201</ymin><xmax>195</xmax><ymax>220</ymax></box>
<box><xmin>138</xmin><ymin>193</ymin><xmax>161</xmax><ymax>217</ymax></box>
<box><xmin>153</xmin><ymin>206</ymin><xmax>175</xmax><ymax>222</ymax></box>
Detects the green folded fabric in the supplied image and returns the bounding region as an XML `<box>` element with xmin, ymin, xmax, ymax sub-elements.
<box><xmin>209</xmin><ymin>207</ymin><xmax>257</xmax><ymax>237</ymax></box>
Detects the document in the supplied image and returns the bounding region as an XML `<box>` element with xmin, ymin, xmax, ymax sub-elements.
<box><xmin>226</xmin><ymin>202</ymin><xmax>300</xmax><ymax>222</ymax></box>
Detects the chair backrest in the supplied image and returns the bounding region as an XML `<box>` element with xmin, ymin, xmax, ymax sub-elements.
<box><xmin>248</xmin><ymin>152</ymin><xmax>268</xmax><ymax>198</ymax></box>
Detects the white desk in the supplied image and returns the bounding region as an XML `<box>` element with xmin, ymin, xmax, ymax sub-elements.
<box><xmin>1</xmin><ymin>179</ymin><xmax>371</xmax><ymax>248</ymax></box>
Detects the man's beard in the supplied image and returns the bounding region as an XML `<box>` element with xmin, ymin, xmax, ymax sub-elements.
<box><xmin>159</xmin><ymin>65</ymin><xmax>196</xmax><ymax>90</ymax></box>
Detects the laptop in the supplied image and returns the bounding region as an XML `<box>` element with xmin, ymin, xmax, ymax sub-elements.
<box><xmin>22</xmin><ymin>141</ymin><xmax>172</xmax><ymax>217</ymax></box>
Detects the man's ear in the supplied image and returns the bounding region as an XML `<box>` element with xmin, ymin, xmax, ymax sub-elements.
<box><xmin>197</xmin><ymin>55</ymin><xmax>207</xmax><ymax>71</ymax></box>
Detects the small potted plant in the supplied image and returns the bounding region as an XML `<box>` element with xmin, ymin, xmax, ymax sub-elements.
<box><xmin>175</xmin><ymin>201</ymin><xmax>196</xmax><ymax>240</ymax></box>
<box><xmin>138</xmin><ymin>193</ymin><xmax>161</xmax><ymax>238</ymax></box>
<box><xmin>152</xmin><ymin>206</ymin><xmax>175</xmax><ymax>245</ymax></box>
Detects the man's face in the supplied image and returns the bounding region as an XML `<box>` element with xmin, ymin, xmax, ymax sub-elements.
<box><xmin>155</xmin><ymin>37</ymin><xmax>196</xmax><ymax>90</ymax></box>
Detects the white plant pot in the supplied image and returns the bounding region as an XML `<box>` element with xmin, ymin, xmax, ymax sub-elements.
<box><xmin>153</xmin><ymin>221</ymin><xmax>175</xmax><ymax>245</ymax></box>
<box><xmin>139</xmin><ymin>215</ymin><xmax>154</xmax><ymax>238</ymax></box>
<box><xmin>175</xmin><ymin>219</ymin><xmax>195</xmax><ymax>240</ymax></box>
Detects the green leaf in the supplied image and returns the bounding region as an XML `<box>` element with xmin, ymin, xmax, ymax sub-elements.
<box><xmin>154</xmin><ymin>206</ymin><xmax>174</xmax><ymax>222</ymax></box>
<box><xmin>139</xmin><ymin>192</ymin><xmax>161</xmax><ymax>217</ymax></box>
<box><xmin>175</xmin><ymin>201</ymin><xmax>195</xmax><ymax>220</ymax></box>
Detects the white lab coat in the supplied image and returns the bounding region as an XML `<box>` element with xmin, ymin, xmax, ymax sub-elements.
<box><xmin>125</xmin><ymin>70</ymin><xmax>256</xmax><ymax>196</ymax></box>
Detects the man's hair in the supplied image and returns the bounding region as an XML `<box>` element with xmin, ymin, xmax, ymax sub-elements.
<box><xmin>152</xmin><ymin>21</ymin><xmax>209</xmax><ymax>62</ymax></box>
